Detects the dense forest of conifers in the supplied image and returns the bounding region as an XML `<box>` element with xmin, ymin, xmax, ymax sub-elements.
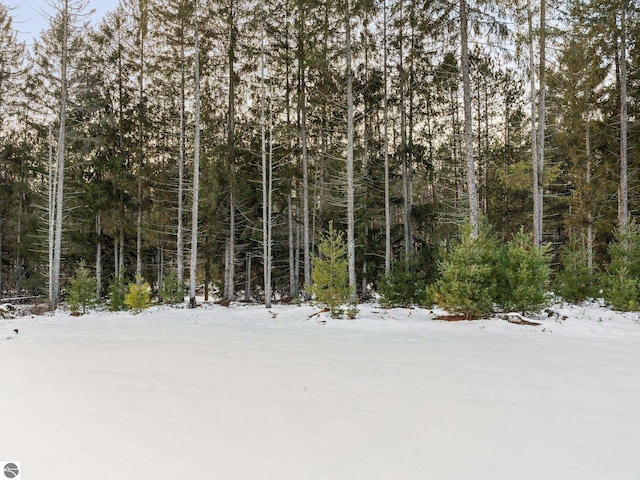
<box><xmin>0</xmin><ymin>0</ymin><xmax>638</xmax><ymax>307</ymax></box>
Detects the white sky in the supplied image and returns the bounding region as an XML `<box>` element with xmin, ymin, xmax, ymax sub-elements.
<box><xmin>6</xmin><ymin>0</ymin><xmax>119</xmax><ymax>47</ymax></box>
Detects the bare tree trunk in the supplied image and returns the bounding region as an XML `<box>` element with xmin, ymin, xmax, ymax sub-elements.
<box><xmin>298</xmin><ymin>0</ymin><xmax>311</xmax><ymax>299</ymax></box>
<box><xmin>362</xmin><ymin>10</ymin><xmax>371</xmax><ymax>295</ymax></box>
<box><xmin>619</xmin><ymin>5</ymin><xmax>628</xmax><ymax>228</ymax></box>
<box><xmin>529</xmin><ymin>0</ymin><xmax>540</xmax><ymax>248</ymax></box>
<box><xmin>0</xmin><ymin>218</ymin><xmax>2</xmax><ymax>297</ymax></box>
<box><xmin>136</xmin><ymin>181</ymin><xmax>142</xmax><ymax>280</ymax></box>
<box><xmin>157</xmin><ymin>245</ymin><xmax>163</xmax><ymax>302</ymax></box>
<box><xmin>399</xmin><ymin>1</ymin><xmax>410</xmax><ymax>261</ymax></box>
<box><xmin>407</xmin><ymin>0</ymin><xmax>416</xmax><ymax>258</ymax></box>
<box><xmin>119</xmin><ymin>228</ymin><xmax>125</xmax><ymax>280</ymax></box>
<box><xmin>136</xmin><ymin>0</ymin><xmax>147</xmax><ymax>282</ymax></box>
<box><xmin>96</xmin><ymin>212</ymin><xmax>102</xmax><ymax>300</ymax></box>
<box><xmin>116</xmin><ymin>15</ymin><xmax>124</xmax><ymax>283</ymax></box>
<box><xmin>452</xmin><ymin>88</ymin><xmax>463</xmax><ymax>207</ymax></box>
<box><xmin>288</xmin><ymin>194</ymin><xmax>295</xmax><ymax>297</ymax></box>
<box><xmin>345</xmin><ymin>0</ymin><xmax>356</xmax><ymax>301</ymax></box>
<box><xmin>295</xmin><ymin>221</ymin><xmax>300</xmax><ymax>293</ymax></box>
<box><xmin>177</xmin><ymin>31</ymin><xmax>186</xmax><ymax>285</ymax></box>
<box><xmin>244</xmin><ymin>252</ymin><xmax>251</xmax><ymax>301</ymax></box>
<box><xmin>51</xmin><ymin>1</ymin><xmax>69</xmax><ymax>308</ymax></box>
<box><xmin>204</xmin><ymin>236</ymin><xmax>210</xmax><ymax>301</ymax></box>
<box><xmin>261</xmin><ymin>35</ymin><xmax>273</xmax><ymax>308</ymax></box>
<box><xmin>189</xmin><ymin>1</ymin><xmax>201</xmax><ymax>308</ymax></box>
<box><xmin>114</xmin><ymin>236</ymin><xmax>119</xmax><ymax>280</ymax></box>
<box><xmin>536</xmin><ymin>0</ymin><xmax>546</xmax><ymax>249</ymax></box>
<box><xmin>585</xmin><ymin>110</ymin><xmax>593</xmax><ymax>271</ymax></box>
<box><xmin>48</xmin><ymin>124</ymin><xmax>55</xmax><ymax>304</ymax></box>
<box><xmin>225</xmin><ymin>0</ymin><xmax>236</xmax><ymax>301</ymax></box>
<box><xmin>267</xmin><ymin>97</ymin><xmax>273</xmax><ymax>307</ymax></box>
<box><xmin>461</xmin><ymin>0</ymin><xmax>479</xmax><ymax>237</ymax></box>
<box><xmin>16</xmin><ymin>164</ymin><xmax>23</xmax><ymax>292</ymax></box>
<box><xmin>224</xmin><ymin>239</ymin><xmax>230</xmax><ymax>298</ymax></box>
<box><xmin>319</xmin><ymin>2</ymin><xmax>329</xmax><ymax>229</ymax></box>
<box><xmin>383</xmin><ymin>0</ymin><xmax>391</xmax><ymax>277</ymax></box>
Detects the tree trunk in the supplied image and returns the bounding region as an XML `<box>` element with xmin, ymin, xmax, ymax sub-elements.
<box><xmin>529</xmin><ymin>0</ymin><xmax>540</xmax><ymax>248</ymax></box>
<box><xmin>226</xmin><ymin>0</ymin><xmax>236</xmax><ymax>301</ymax></box>
<box><xmin>586</xmin><ymin>110</ymin><xmax>593</xmax><ymax>271</ymax></box>
<box><xmin>157</xmin><ymin>244</ymin><xmax>164</xmax><ymax>303</ymax></box>
<box><xmin>244</xmin><ymin>252</ymin><xmax>251</xmax><ymax>301</ymax></box>
<box><xmin>295</xmin><ymin>221</ymin><xmax>300</xmax><ymax>293</ymax></box>
<box><xmin>267</xmin><ymin>99</ymin><xmax>274</xmax><ymax>307</ymax></box>
<box><xmin>177</xmin><ymin>30</ymin><xmax>186</xmax><ymax>285</ymax></box>
<box><xmin>96</xmin><ymin>212</ymin><xmax>102</xmax><ymax>300</ymax></box>
<box><xmin>136</xmin><ymin>0</ymin><xmax>147</xmax><ymax>282</ymax></box>
<box><xmin>114</xmin><ymin>235</ymin><xmax>119</xmax><ymax>280</ymax></box>
<box><xmin>399</xmin><ymin>1</ymin><xmax>411</xmax><ymax>261</ymax></box>
<box><xmin>116</xmin><ymin>19</ymin><xmax>125</xmax><ymax>283</ymax></box>
<box><xmin>407</xmin><ymin>0</ymin><xmax>416</xmax><ymax>258</ymax></box>
<box><xmin>383</xmin><ymin>0</ymin><xmax>391</xmax><ymax>277</ymax></box>
<box><xmin>288</xmin><ymin>194</ymin><xmax>295</xmax><ymax>297</ymax></box>
<box><xmin>136</xmin><ymin>181</ymin><xmax>142</xmax><ymax>280</ymax></box>
<box><xmin>224</xmin><ymin>239</ymin><xmax>230</xmax><ymax>299</ymax></box>
<box><xmin>345</xmin><ymin>0</ymin><xmax>356</xmax><ymax>301</ymax></box>
<box><xmin>460</xmin><ymin>0</ymin><xmax>479</xmax><ymax>238</ymax></box>
<box><xmin>51</xmin><ymin>1</ymin><xmax>69</xmax><ymax>309</ymax></box>
<box><xmin>619</xmin><ymin>5</ymin><xmax>628</xmax><ymax>228</ymax></box>
<box><xmin>189</xmin><ymin>1</ymin><xmax>201</xmax><ymax>309</ymax></box>
<box><xmin>119</xmin><ymin>228</ymin><xmax>125</xmax><ymax>280</ymax></box>
<box><xmin>204</xmin><ymin>236</ymin><xmax>210</xmax><ymax>301</ymax></box>
<box><xmin>298</xmin><ymin>0</ymin><xmax>311</xmax><ymax>299</ymax></box>
<box><xmin>536</xmin><ymin>0</ymin><xmax>546</xmax><ymax>249</ymax></box>
<box><xmin>0</xmin><ymin>218</ymin><xmax>3</xmax><ymax>297</ymax></box>
<box><xmin>261</xmin><ymin>36</ymin><xmax>273</xmax><ymax>308</ymax></box>
<box><xmin>48</xmin><ymin>124</ymin><xmax>55</xmax><ymax>304</ymax></box>
<box><xmin>452</xmin><ymin>87</ymin><xmax>463</xmax><ymax>208</ymax></box>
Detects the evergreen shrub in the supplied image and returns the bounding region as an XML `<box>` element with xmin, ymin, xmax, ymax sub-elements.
<box><xmin>554</xmin><ymin>242</ymin><xmax>598</xmax><ymax>303</ymax></box>
<box><xmin>436</xmin><ymin>222</ymin><xmax>551</xmax><ymax>318</ymax></box>
<box><xmin>160</xmin><ymin>271</ymin><xmax>184</xmax><ymax>305</ymax></box>
<box><xmin>436</xmin><ymin>222</ymin><xmax>498</xmax><ymax>319</ymax></box>
<box><xmin>604</xmin><ymin>222</ymin><xmax>640</xmax><ymax>311</ymax></box>
<box><xmin>378</xmin><ymin>261</ymin><xmax>430</xmax><ymax>307</ymax></box>
<box><xmin>606</xmin><ymin>268</ymin><xmax>639</xmax><ymax>311</ymax></box>
<box><xmin>125</xmin><ymin>278</ymin><xmax>151</xmax><ymax>312</ymax></box>
<box><xmin>311</xmin><ymin>222</ymin><xmax>350</xmax><ymax>318</ymax></box>
<box><xmin>108</xmin><ymin>277</ymin><xmax>127</xmax><ymax>311</ymax></box>
<box><xmin>494</xmin><ymin>228</ymin><xmax>550</xmax><ymax>314</ymax></box>
<box><xmin>67</xmin><ymin>260</ymin><xmax>97</xmax><ymax>314</ymax></box>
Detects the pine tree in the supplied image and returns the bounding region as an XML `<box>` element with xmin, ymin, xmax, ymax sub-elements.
<box><xmin>160</xmin><ymin>270</ymin><xmax>184</xmax><ymax>305</ymax></box>
<box><xmin>604</xmin><ymin>221</ymin><xmax>640</xmax><ymax>311</ymax></box>
<box><xmin>189</xmin><ymin>0</ymin><xmax>202</xmax><ymax>308</ymax></box>
<box><xmin>495</xmin><ymin>228</ymin><xmax>550</xmax><ymax>314</ymax></box>
<box><xmin>67</xmin><ymin>260</ymin><xmax>97</xmax><ymax>314</ymax></box>
<box><xmin>311</xmin><ymin>222</ymin><xmax>350</xmax><ymax>318</ymax></box>
<box><xmin>0</xmin><ymin>5</ymin><xmax>25</xmax><ymax>298</ymax></box>
<box><xmin>554</xmin><ymin>241</ymin><xmax>599</xmax><ymax>303</ymax></box>
<box><xmin>33</xmin><ymin>0</ymin><xmax>91</xmax><ymax>308</ymax></box>
<box><xmin>125</xmin><ymin>278</ymin><xmax>151</xmax><ymax>311</ymax></box>
<box><xmin>436</xmin><ymin>222</ymin><xmax>497</xmax><ymax>319</ymax></box>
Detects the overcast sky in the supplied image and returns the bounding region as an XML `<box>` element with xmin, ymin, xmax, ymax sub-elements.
<box><xmin>6</xmin><ymin>0</ymin><xmax>119</xmax><ymax>47</ymax></box>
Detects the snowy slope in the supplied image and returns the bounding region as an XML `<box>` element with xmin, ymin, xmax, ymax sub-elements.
<box><xmin>1</xmin><ymin>302</ymin><xmax>639</xmax><ymax>479</ymax></box>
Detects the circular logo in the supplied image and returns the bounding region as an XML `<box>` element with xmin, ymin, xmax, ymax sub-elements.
<box><xmin>3</xmin><ymin>463</ymin><xmax>19</xmax><ymax>479</ymax></box>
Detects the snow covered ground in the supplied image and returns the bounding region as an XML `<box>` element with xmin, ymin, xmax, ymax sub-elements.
<box><xmin>1</xmin><ymin>301</ymin><xmax>640</xmax><ymax>479</ymax></box>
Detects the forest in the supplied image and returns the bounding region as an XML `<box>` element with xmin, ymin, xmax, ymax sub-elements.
<box><xmin>0</xmin><ymin>0</ymin><xmax>638</xmax><ymax>311</ymax></box>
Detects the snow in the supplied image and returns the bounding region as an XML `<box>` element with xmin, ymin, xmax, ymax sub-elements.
<box><xmin>1</xmin><ymin>302</ymin><xmax>640</xmax><ymax>479</ymax></box>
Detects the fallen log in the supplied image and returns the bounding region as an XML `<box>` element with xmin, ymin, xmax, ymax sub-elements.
<box><xmin>307</xmin><ymin>307</ymin><xmax>330</xmax><ymax>320</ymax></box>
<box><xmin>502</xmin><ymin>313</ymin><xmax>541</xmax><ymax>326</ymax></box>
